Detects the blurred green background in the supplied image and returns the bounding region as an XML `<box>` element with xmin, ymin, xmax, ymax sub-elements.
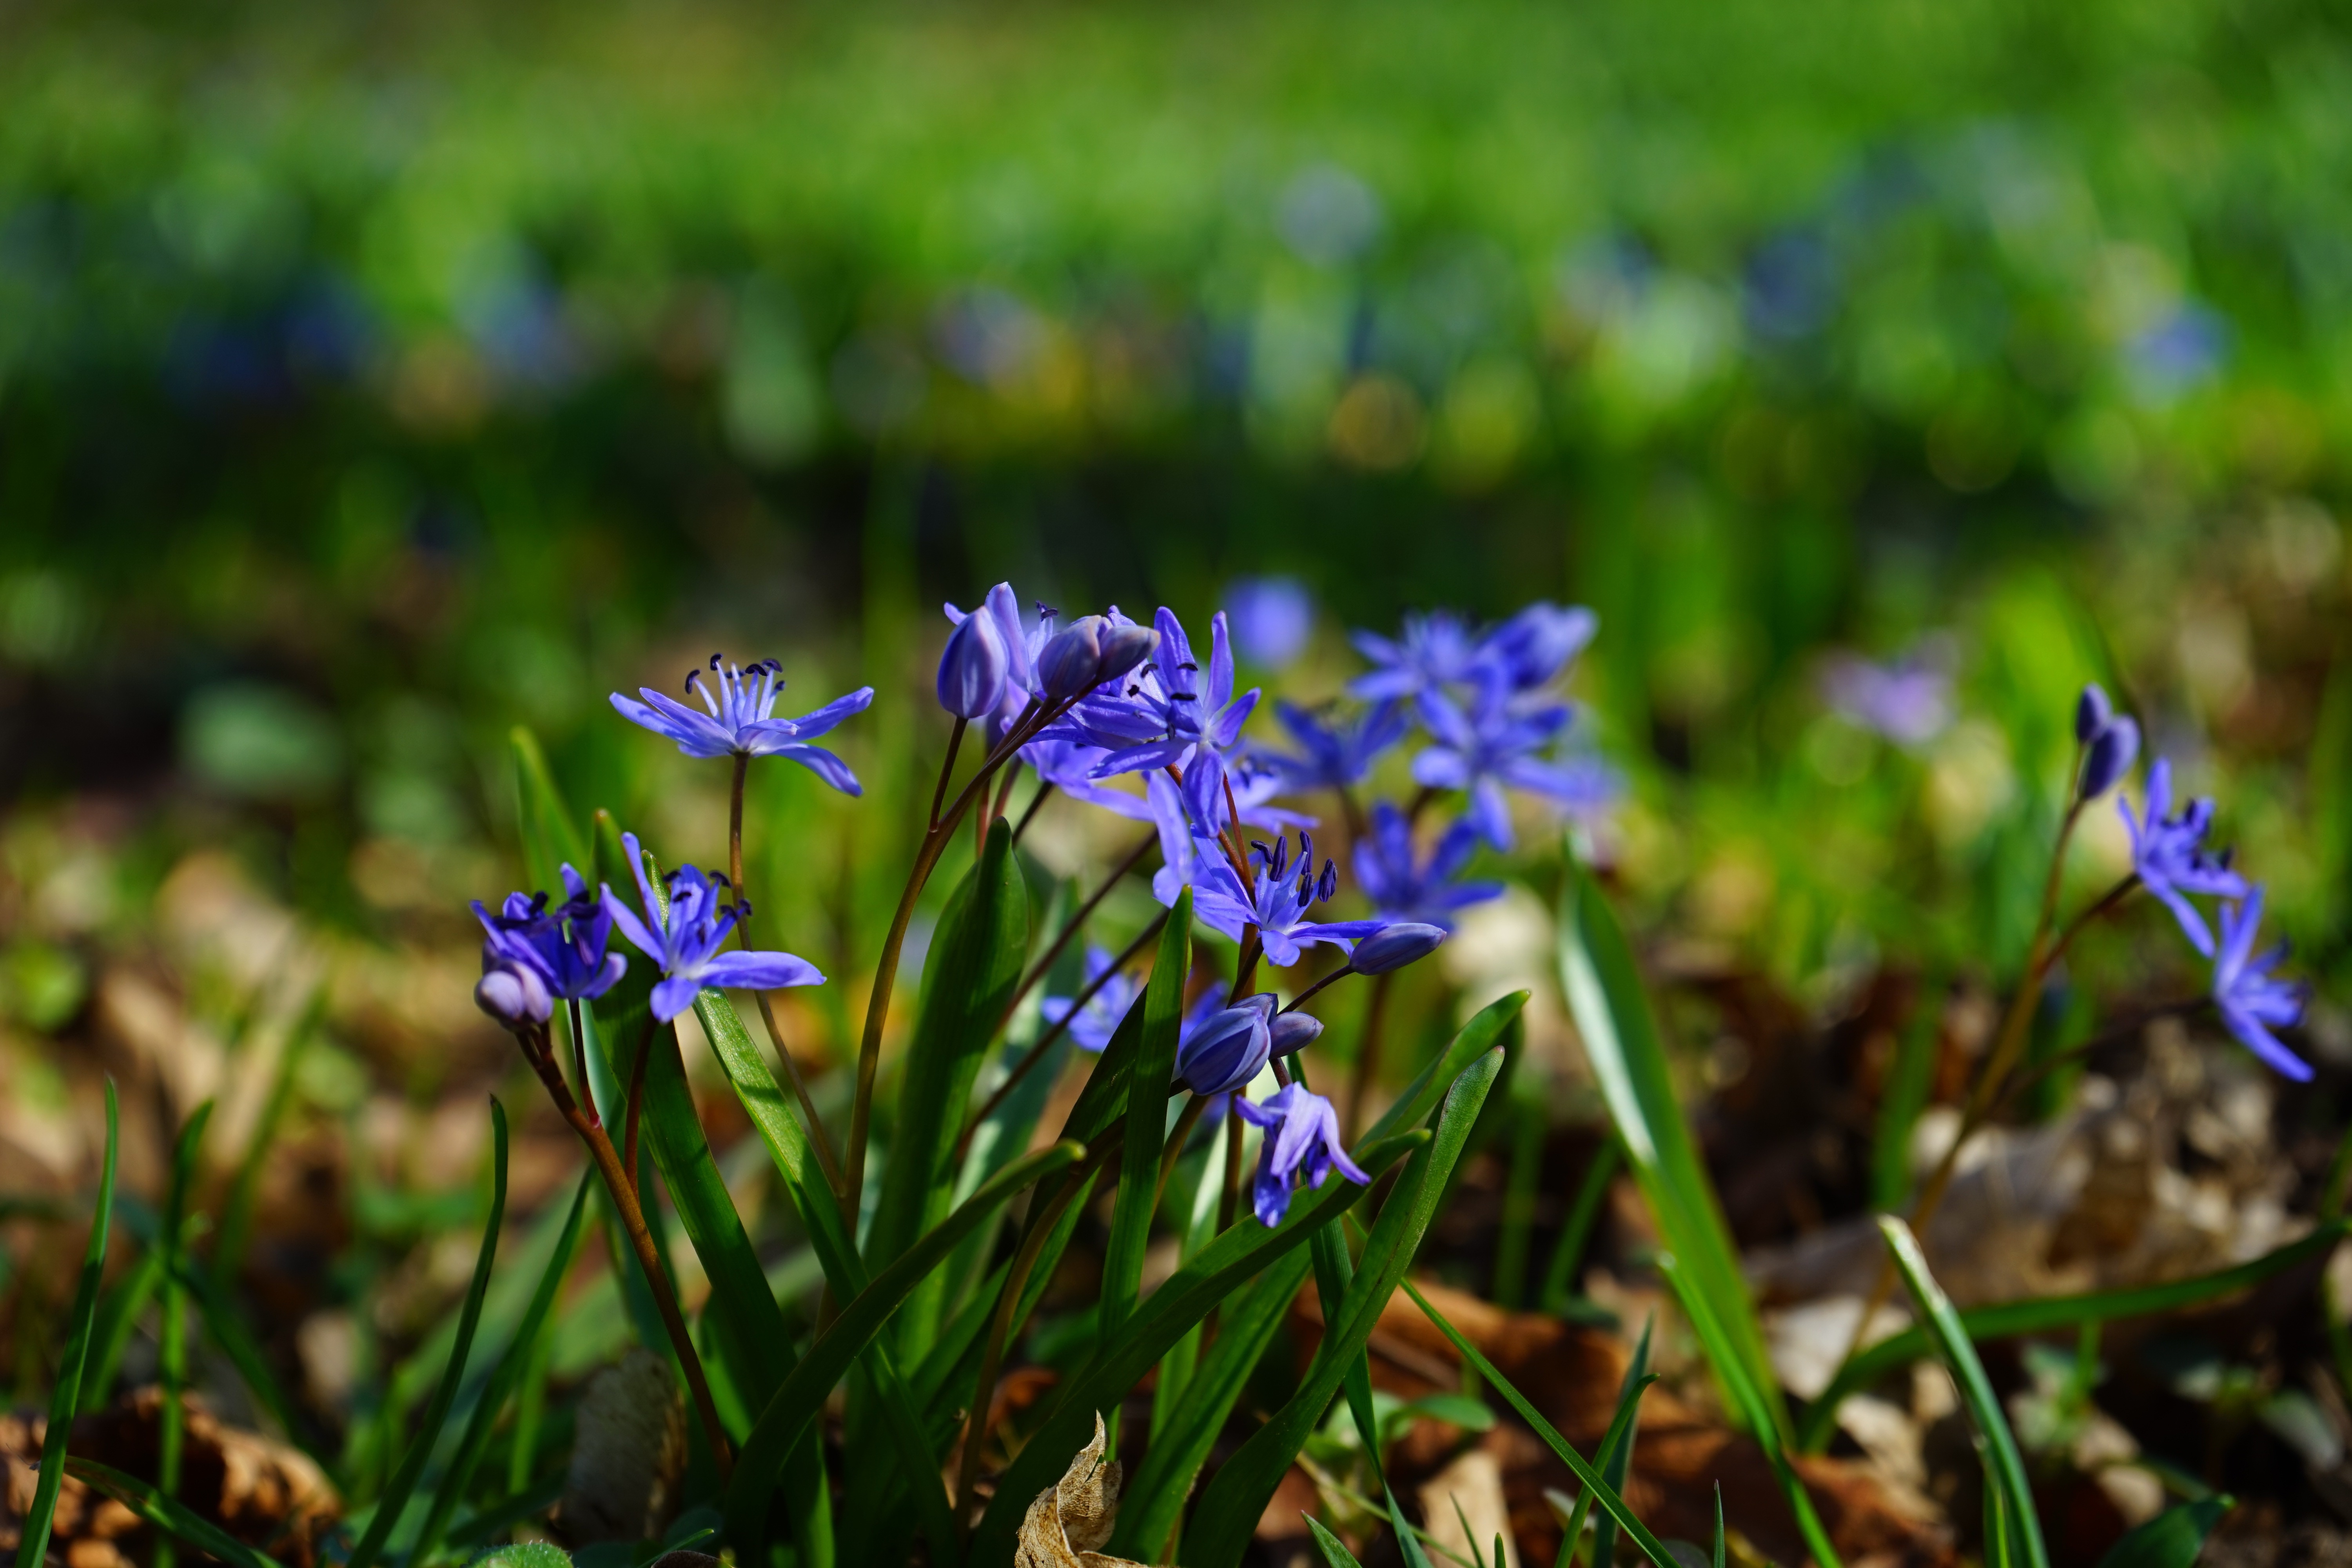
<box><xmin>3</xmin><ymin>0</ymin><xmax>2349</xmax><ymax>1029</ymax></box>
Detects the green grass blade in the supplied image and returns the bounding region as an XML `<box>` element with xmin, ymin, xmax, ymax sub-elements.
<box><xmin>215</xmin><ymin>984</ymin><xmax>325</xmax><ymax>1279</ymax></box>
<box><xmin>172</xmin><ymin>1258</ymin><xmax>330</xmax><ymax>1471</ymax></box>
<box><xmin>346</xmin><ymin>1098</ymin><xmax>508</xmax><ymax>1568</ymax></box>
<box><xmin>65</xmin><ymin>1458</ymin><xmax>274</xmax><ymax>1568</ymax></box>
<box><xmin>722</xmin><ymin>1139</ymin><xmax>1082</xmax><ymax>1551</ymax></box>
<box><xmin>1112</xmin><ymin>1247</ymin><xmax>1316</xmax><ymax>1557</ymax></box>
<box><xmin>1869</xmin><ymin>972</ymin><xmax>1945</xmax><ymax>1211</ymax></box>
<box><xmin>1368</xmin><ymin>991</ymin><xmax>1529</xmax><ymax>1145</ymax></box>
<box><xmin>1307</xmin><ymin>1515</ymin><xmax>1369</xmax><ymax>1568</ymax></box>
<box><xmin>1582</xmin><ymin>1317</ymin><xmax>1653</xmax><ymax>1568</ymax></box>
<box><xmin>1557</xmin><ymin>854</ymin><xmax>1785</xmax><ymax>1440</ymax></box>
<box><xmin>1558</xmin><ymin>1367</ymin><xmax>1659</xmax><ymax>1561</ymax></box>
<box><xmin>410</xmin><ymin>1171</ymin><xmax>593</xmax><ymax>1565</ymax></box>
<box><xmin>969</xmin><ymin>1125</ymin><xmax>1431</xmax><ymax>1567</ymax></box>
<box><xmin>1878</xmin><ymin>1218</ymin><xmax>2049</xmax><ymax>1568</ymax></box>
<box><xmin>1712</xmin><ymin>1484</ymin><xmax>1725</xmax><ymax>1568</ymax></box>
<box><xmin>1658</xmin><ymin>1254</ymin><xmax>1842</xmax><ymax>1568</ymax></box>
<box><xmin>687</xmin><ymin>985</ymin><xmax>960</xmax><ymax>1566</ymax></box>
<box><xmin>15</xmin><ymin>1079</ymin><xmax>118</xmax><ymax>1568</ymax></box>
<box><xmin>511</xmin><ymin>726</ymin><xmax>590</xmax><ymax>893</ymax></box>
<box><xmin>80</xmin><ymin>1245</ymin><xmax>162</xmax><ymax>1415</ymax></box>
<box><xmin>1178</xmin><ymin>1050</ymin><xmax>1502</xmax><ymax>1568</ymax></box>
<box><xmin>1101</xmin><ymin>887</ymin><xmax>1191</xmax><ymax>1347</ymax></box>
<box><xmin>871</xmin><ymin>815</ymin><xmax>1029</xmax><ymax>1361</ymax></box>
<box><xmin>1396</xmin><ymin>1278</ymin><xmax>1681</xmax><ymax>1568</ymax></box>
<box><xmin>1798</xmin><ymin>1220</ymin><xmax>2347</xmax><ymax>1451</ymax></box>
<box><xmin>2091</xmin><ymin>1495</ymin><xmax>2234</xmax><ymax>1568</ymax></box>
<box><xmin>155</xmin><ymin>1099</ymin><xmax>212</xmax><ymax>1568</ymax></box>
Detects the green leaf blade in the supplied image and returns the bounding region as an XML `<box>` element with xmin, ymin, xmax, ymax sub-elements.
<box><xmin>15</xmin><ymin>1080</ymin><xmax>119</xmax><ymax>1568</ymax></box>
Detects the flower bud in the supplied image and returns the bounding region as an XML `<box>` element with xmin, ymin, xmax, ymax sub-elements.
<box><xmin>2079</xmin><ymin>714</ymin><xmax>2140</xmax><ymax>801</ymax></box>
<box><xmin>1037</xmin><ymin>616</ymin><xmax>1110</xmax><ymax>702</ymax></box>
<box><xmin>1176</xmin><ymin>1004</ymin><xmax>1273</xmax><ymax>1097</ymax></box>
<box><xmin>1269</xmin><ymin>1011</ymin><xmax>1324</xmax><ymax>1057</ymax></box>
<box><xmin>475</xmin><ymin>958</ymin><xmax>552</xmax><ymax>1029</ymax></box>
<box><xmin>936</xmin><ymin>610</ymin><xmax>1010</xmax><ymax>719</ymax></box>
<box><xmin>1348</xmin><ymin>922</ymin><xmax>1447</xmax><ymax>976</ymax></box>
<box><xmin>2074</xmin><ymin>683</ymin><xmax>2112</xmax><ymax>743</ymax></box>
<box><xmin>1096</xmin><ymin>622</ymin><xmax>1159</xmax><ymax>688</ymax></box>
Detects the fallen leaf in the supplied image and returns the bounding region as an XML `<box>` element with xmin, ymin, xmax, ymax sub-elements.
<box><xmin>1014</xmin><ymin>1412</ymin><xmax>1155</xmax><ymax>1568</ymax></box>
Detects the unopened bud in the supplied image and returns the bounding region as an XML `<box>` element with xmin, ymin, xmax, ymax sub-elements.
<box><xmin>2074</xmin><ymin>682</ymin><xmax>2113</xmax><ymax>744</ymax></box>
<box><xmin>1176</xmin><ymin>1004</ymin><xmax>1273</xmax><ymax>1097</ymax></box>
<box><xmin>1348</xmin><ymin>922</ymin><xmax>1448</xmax><ymax>976</ymax></box>
<box><xmin>936</xmin><ymin>611</ymin><xmax>1010</xmax><ymax>719</ymax></box>
<box><xmin>2079</xmin><ymin>714</ymin><xmax>2140</xmax><ymax>801</ymax></box>
<box><xmin>1037</xmin><ymin>616</ymin><xmax>1111</xmax><ymax>702</ymax></box>
<box><xmin>1269</xmin><ymin>1011</ymin><xmax>1324</xmax><ymax>1056</ymax></box>
<box><xmin>475</xmin><ymin>958</ymin><xmax>552</xmax><ymax>1029</ymax></box>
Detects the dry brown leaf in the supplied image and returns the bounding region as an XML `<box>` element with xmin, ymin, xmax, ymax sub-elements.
<box><xmin>1013</xmin><ymin>1412</ymin><xmax>1156</xmax><ymax>1568</ymax></box>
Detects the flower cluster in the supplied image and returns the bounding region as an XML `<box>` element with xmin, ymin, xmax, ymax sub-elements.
<box><xmin>471</xmin><ymin>866</ymin><xmax>627</xmax><ymax>1027</ymax></box>
<box><xmin>1006</xmin><ymin>595</ymin><xmax>1614</xmax><ymax>1222</ymax></box>
<box><xmin>2095</xmin><ymin>688</ymin><xmax>2308</xmax><ymax>1079</ymax></box>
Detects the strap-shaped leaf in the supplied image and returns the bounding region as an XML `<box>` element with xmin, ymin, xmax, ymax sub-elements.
<box><xmin>1659</xmin><ymin>1255</ymin><xmax>1842</xmax><ymax>1568</ymax></box>
<box><xmin>1880</xmin><ymin>1218</ymin><xmax>2049</xmax><ymax>1568</ymax></box>
<box><xmin>1178</xmin><ymin>1052</ymin><xmax>1501</xmax><ymax>1568</ymax></box>
<box><xmin>1113</xmin><ymin>1248</ymin><xmax>1308</xmax><ymax>1557</ymax></box>
<box><xmin>347</xmin><ymin>1098</ymin><xmax>507</xmax><ymax>1568</ymax></box>
<box><xmin>2092</xmin><ymin>1495</ymin><xmax>2234</xmax><ymax>1568</ymax></box>
<box><xmin>871</xmin><ymin>817</ymin><xmax>1029</xmax><ymax>1359</ymax></box>
<box><xmin>15</xmin><ymin>1080</ymin><xmax>117</xmax><ymax>1568</ymax></box>
<box><xmin>1557</xmin><ymin>854</ymin><xmax>1785</xmax><ymax>1441</ymax></box>
<box><xmin>1101</xmin><ymin>887</ymin><xmax>1191</xmax><ymax>1345</ymax></box>
<box><xmin>411</xmin><ymin>1172</ymin><xmax>593</xmax><ymax>1563</ymax></box>
<box><xmin>66</xmin><ymin>1459</ymin><xmax>274</xmax><ymax>1568</ymax></box>
<box><xmin>967</xmin><ymin>1125</ymin><xmax>1432</xmax><ymax>1566</ymax></box>
<box><xmin>690</xmin><ymin>985</ymin><xmax>964</xmax><ymax>1564</ymax></box>
<box><xmin>722</xmin><ymin>1139</ymin><xmax>1083</xmax><ymax>1550</ymax></box>
<box><xmin>1799</xmin><ymin>1220</ymin><xmax>2348</xmax><ymax>1451</ymax></box>
<box><xmin>511</xmin><ymin>726</ymin><xmax>589</xmax><ymax>894</ymax></box>
<box><xmin>1396</xmin><ymin>1278</ymin><xmax>1683</xmax><ymax>1568</ymax></box>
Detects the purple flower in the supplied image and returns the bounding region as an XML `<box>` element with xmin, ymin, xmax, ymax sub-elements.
<box><xmin>475</xmin><ymin>960</ymin><xmax>552</xmax><ymax>1028</ymax></box>
<box><xmin>2080</xmin><ymin>716</ymin><xmax>2141</xmax><ymax>802</ymax></box>
<box><xmin>1257</xmin><ymin>699</ymin><xmax>1408</xmax><ymax>793</ymax></box>
<box><xmin>1039</xmin><ymin>947</ymin><xmax>1143</xmax><ymax>1053</ymax></box>
<box><xmin>1352</xmin><ymin>804</ymin><xmax>1503</xmax><ymax>927</ymax></box>
<box><xmin>1234</xmin><ymin>1082</ymin><xmax>1370</xmax><ymax>1226</ymax></box>
<box><xmin>1058</xmin><ymin>608</ymin><xmax>1262</xmax><ymax>831</ymax></box>
<box><xmin>1176</xmin><ymin>993</ymin><xmax>1275</xmax><ymax>1096</ymax></box>
<box><xmin>1479</xmin><ymin>603</ymin><xmax>1598</xmax><ymax>693</ymax></box>
<box><xmin>2119</xmin><ymin>759</ymin><xmax>2249</xmax><ymax>957</ymax></box>
<box><xmin>603</xmin><ymin>832</ymin><xmax>826</xmax><ymax>1022</ymax></box>
<box><xmin>1348</xmin><ymin>611</ymin><xmax>1485</xmax><ymax>702</ymax></box>
<box><xmin>2212</xmin><ymin>886</ymin><xmax>2310</xmax><ymax>1081</ymax></box>
<box><xmin>611</xmin><ymin>654</ymin><xmax>873</xmax><ymax>793</ymax></box>
<box><xmin>1347</xmin><ymin>922</ymin><xmax>1448</xmax><ymax>976</ymax></box>
<box><xmin>937</xmin><ymin>610</ymin><xmax>1012</xmax><ymax>719</ymax></box>
<box><xmin>1822</xmin><ymin>652</ymin><xmax>1953</xmax><ymax>748</ymax></box>
<box><xmin>1223</xmin><ymin>577</ymin><xmax>1316</xmax><ymax>670</ymax></box>
<box><xmin>472</xmin><ymin>867</ymin><xmax>628</xmax><ymax>1002</ymax></box>
<box><xmin>1411</xmin><ymin>680</ymin><xmax>1617</xmax><ymax>850</ymax></box>
<box><xmin>1185</xmin><ymin>829</ymin><xmax>1385</xmax><ymax>968</ymax></box>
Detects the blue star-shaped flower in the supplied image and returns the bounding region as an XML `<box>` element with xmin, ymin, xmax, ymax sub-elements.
<box><xmin>2212</xmin><ymin>886</ymin><xmax>2309</xmax><ymax>1082</ymax></box>
<box><xmin>1352</xmin><ymin>804</ymin><xmax>1503</xmax><ymax>928</ymax></box>
<box><xmin>611</xmin><ymin>654</ymin><xmax>873</xmax><ymax>793</ymax></box>
<box><xmin>2119</xmin><ymin>759</ymin><xmax>2249</xmax><ymax>958</ymax></box>
<box><xmin>603</xmin><ymin>832</ymin><xmax>826</xmax><ymax>1022</ymax></box>
<box><xmin>1183</xmin><ymin>829</ymin><xmax>1385</xmax><ymax>967</ymax></box>
<box><xmin>1234</xmin><ymin>1082</ymin><xmax>1370</xmax><ymax>1226</ymax></box>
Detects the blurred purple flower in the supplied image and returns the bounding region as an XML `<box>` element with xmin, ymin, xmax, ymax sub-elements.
<box><xmin>603</xmin><ymin>832</ymin><xmax>825</xmax><ymax>1022</ymax></box>
<box><xmin>1821</xmin><ymin>651</ymin><xmax>1953</xmax><ymax>748</ymax></box>
<box><xmin>1039</xmin><ymin>946</ymin><xmax>1142</xmax><ymax>1053</ymax></box>
<box><xmin>1349</xmin><ymin>610</ymin><xmax>1484</xmax><ymax>702</ymax></box>
<box><xmin>2127</xmin><ymin>304</ymin><xmax>2228</xmax><ymax>405</ymax></box>
<box><xmin>1352</xmin><ymin>803</ymin><xmax>1503</xmax><ymax>927</ymax></box>
<box><xmin>1223</xmin><ymin>577</ymin><xmax>1316</xmax><ymax>669</ymax></box>
<box><xmin>1052</xmin><ymin>607</ymin><xmax>1261</xmax><ymax>831</ymax></box>
<box><xmin>1257</xmin><ymin>699</ymin><xmax>1408</xmax><ymax>792</ymax></box>
<box><xmin>2211</xmin><ymin>886</ymin><xmax>2309</xmax><ymax>1082</ymax></box>
<box><xmin>1234</xmin><ymin>1082</ymin><xmax>1369</xmax><ymax>1226</ymax></box>
<box><xmin>1412</xmin><ymin>681</ymin><xmax>1616</xmax><ymax>850</ymax></box>
<box><xmin>612</xmin><ymin>654</ymin><xmax>873</xmax><ymax>792</ymax></box>
<box><xmin>2120</xmin><ymin>759</ymin><xmax>2250</xmax><ymax>958</ymax></box>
